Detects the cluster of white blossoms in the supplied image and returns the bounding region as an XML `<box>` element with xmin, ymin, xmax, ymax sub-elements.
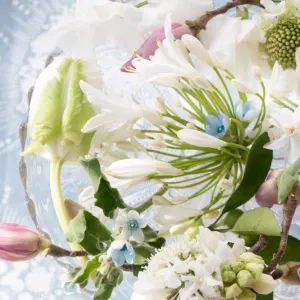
<box><xmin>132</xmin><ymin>227</ymin><xmax>276</xmax><ymax>300</ymax></box>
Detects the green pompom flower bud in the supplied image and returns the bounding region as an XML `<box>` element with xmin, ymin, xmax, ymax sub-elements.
<box><xmin>237</xmin><ymin>270</ymin><xmax>254</xmax><ymax>288</ymax></box>
<box><xmin>225</xmin><ymin>283</ymin><xmax>243</xmax><ymax>299</ymax></box>
<box><xmin>222</xmin><ymin>271</ymin><xmax>236</xmax><ymax>283</ymax></box>
<box><xmin>264</xmin><ymin>13</ymin><xmax>300</xmax><ymax>69</ymax></box>
<box><xmin>245</xmin><ymin>263</ymin><xmax>264</xmax><ymax>280</ymax></box>
<box><xmin>23</xmin><ymin>56</ymin><xmax>100</xmax><ymax>161</ymax></box>
<box><xmin>107</xmin><ymin>268</ymin><xmax>123</xmax><ymax>285</ymax></box>
<box><xmin>221</xmin><ymin>263</ymin><xmax>232</xmax><ymax>272</ymax></box>
<box><xmin>237</xmin><ymin>288</ymin><xmax>256</xmax><ymax>300</ymax></box>
<box><xmin>231</xmin><ymin>261</ymin><xmax>245</xmax><ymax>274</ymax></box>
<box><xmin>239</xmin><ymin>252</ymin><xmax>264</xmax><ymax>265</ymax></box>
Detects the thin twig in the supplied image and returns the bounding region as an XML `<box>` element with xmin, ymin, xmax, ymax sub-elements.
<box><xmin>249</xmin><ymin>235</ymin><xmax>268</xmax><ymax>254</ymax></box>
<box><xmin>120</xmin><ymin>264</ymin><xmax>133</xmax><ymax>272</ymax></box>
<box><xmin>265</xmin><ymin>193</ymin><xmax>298</xmax><ymax>274</ymax></box>
<box><xmin>186</xmin><ymin>0</ymin><xmax>264</xmax><ymax>30</ymax></box>
<box><xmin>272</xmin><ymin>269</ymin><xmax>284</xmax><ymax>280</ymax></box>
<box><xmin>47</xmin><ymin>244</ymin><xmax>89</xmax><ymax>258</ymax></box>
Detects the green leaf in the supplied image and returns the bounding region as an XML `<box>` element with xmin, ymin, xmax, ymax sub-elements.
<box><xmin>81</xmin><ymin>159</ymin><xmax>126</xmax><ymax>217</ymax></box>
<box><xmin>260</xmin><ymin>235</ymin><xmax>300</xmax><ymax>264</ymax></box>
<box><xmin>236</xmin><ymin>6</ymin><xmax>249</xmax><ymax>20</ymax></box>
<box><xmin>133</xmin><ymin>242</ymin><xmax>156</xmax><ymax>265</ymax></box>
<box><xmin>257</xmin><ymin>293</ymin><xmax>273</xmax><ymax>300</ymax></box>
<box><xmin>231</xmin><ymin>208</ymin><xmax>281</xmax><ymax>236</ymax></box>
<box><xmin>132</xmin><ymin>264</ymin><xmax>146</xmax><ymax>277</ymax></box>
<box><xmin>221</xmin><ymin>133</ymin><xmax>273</xmax><ymax>216</ymax></box>
<box><xmin>65</xmin><ymin>210</ymin><xmax>112</xmax><ymax>255</ymax></box>
<box><xmin>94</xmin><ymin>284</ymin><xmax>115</xmax><ymax>300</ymax></box>
<box><xmin>71</xmin><ymin>255</ymin><xmax>100</xmax><ymax>285</ymax></box>
<box><xmin>277</xmin><ymin>158</ymin><xmax>300</xmax><ymax>203</ymax></box>
<box><xmin>143</xmin><ymin>226</ymin><xmax>166</xmax><ymax>249</ymax></box>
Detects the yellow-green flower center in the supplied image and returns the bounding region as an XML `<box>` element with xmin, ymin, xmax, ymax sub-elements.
<box><xmin>265</xmin><ymin>15</ymin><xmax>300</xmax><ymax>69</ymax></box>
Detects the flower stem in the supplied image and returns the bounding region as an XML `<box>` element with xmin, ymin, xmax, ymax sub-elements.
<box><xmin>135</xmin><ymin>0</ymin><xmax>148</xmax><ymax>8</ymax></box>
<box><xmin>135</xmin><ymin>186</ymin><xmax>167</xmax><ymax>213</ymax></box>
<box><xmin>50</xmin><ymin>158</ymin><xmax>88</xmax><ymax>266</ymax></box>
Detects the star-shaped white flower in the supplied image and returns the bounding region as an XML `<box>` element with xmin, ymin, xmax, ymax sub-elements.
<box><xmin>116</xmin><ymin>210</ymin><xmax>147</xmax><ymax>243</ymax></box>
<box><xmin>265</xmin><ymin>107</ymin><xmax>300</xmax><ymax>164</ymax></box>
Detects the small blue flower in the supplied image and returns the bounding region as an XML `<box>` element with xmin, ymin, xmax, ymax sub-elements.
<box><xmin>108</xmin><ymin>240</ymin><xmax>135</xmax><ymax>267</ymax></box>
<box><xmin>206</xmin><ymin>112</ymin><xmax>230</xmax><ymax>138</ymax></box>
<box><xmin>116</xmin><ymin>210</ymin><xmax>147</xmax><ymax>243</ymax></box>
<box><xmin>235</xmin><ymin>100</ymin><xmax>257</xmax><ymax>122</ymax></box>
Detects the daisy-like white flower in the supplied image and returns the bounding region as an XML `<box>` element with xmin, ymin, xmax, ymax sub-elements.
<box><xmin>265</xmin><ymin>107</ymin><xmax>300</xmax><ymax>164</ymax></box>
<box><xmin>107</xmin><ymin>240</ymin><xmax>135</xmax><ymax>268</ymax></box>
<box><xmin>115</xmin><ymin>210</ymin><xmax>147</xmax><ymax>243</ymax></box>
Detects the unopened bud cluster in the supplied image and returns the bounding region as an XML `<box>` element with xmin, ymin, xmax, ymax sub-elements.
<box><xmin>98</xmin><ymin>256</ymin><xmax>123</xmax><ymax>286</ymax></box>
<box><xmin>265</xmin><ymin>15</ymin><xmax>300</xmax><ymax>69</ymax></box>
<box><xmin>221</xmin><ymin>252</ymin><xmax>264</xmax><ymax>299</ymax></box>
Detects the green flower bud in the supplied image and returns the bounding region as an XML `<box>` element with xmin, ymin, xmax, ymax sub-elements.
<box><xmin>225</xmin><ymin>283</ymin><xmax>243</xmax><ymax>299</ymax></box>
<box><xmin>221</xmin><ymin>263</ymin><xmax>232</xmax><ymax>272</ymax></box>
<box><xmin>100</xmin><ymin>261</ymin><xmax>112</xmax><ymax>276</ymax></box>
<box><xmin>23</xmin><ymin>56</ymin><xmax>98</xmax><ymax>161</ymax></box>
<box><xmin>237</xmin><ymin>288</ymin><xmax>256</xmax><ymax>300</ymax></box>
<box><xmin>239</xmin><ymin>252</ymin><xmax>264</xmax><ymax>265</ymax></box>
<box><xmin>107</xmin><ymin>268</ymin><xmax>123</xmax><ymax>285</ymax></box>
<box><xmin>237</xmin><ymin>270</ymin><xmax>254</xmax><ymax>288</ymax></box>
<box><xmin>222</xmin><ymin>271</ymin><xmax>236</xmax><ymax>283</ymax></box>
<box><xmin>231</xmin><ymin>261</ymin><xmax>245</xmax><ymax>274</ymax></box>
<box><xmin>245</xmin><ymin>263</ymin><xmax>264</xmax><ymax>279</ymax></box>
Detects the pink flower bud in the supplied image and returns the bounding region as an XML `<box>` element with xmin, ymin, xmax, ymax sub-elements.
<box><xmin>0</xmin><ymin>223</ymin><xmax>41</xmax><ymax>262</ymax></box>
<box><xmin>255</xmin><ymin>169</ymin><xmax>284</xmax><ymax>208</ymax></box>
<box><xmin>121</xmin><ymin>23</ymin><xmax>194</xmax><ymax>72</ymax></box>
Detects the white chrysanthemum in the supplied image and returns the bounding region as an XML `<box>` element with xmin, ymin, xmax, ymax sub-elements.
<box><xmin>132</xmin><ymin>227</ymin><xmax>245</xmax><ymax>300</ymax></box>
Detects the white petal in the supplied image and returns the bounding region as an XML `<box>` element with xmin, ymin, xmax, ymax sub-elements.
<box><xmin>181</xmin><ymin>34</ymin><xmax>213</xmax><ymax>66</ymax></box>
<box><xmin>132</xmin><ymin>229</ymin><xmax>145</xmax><ymax>243</ymax></box>
<box><xmin>252</xmin><ymin>274</ymin><xmax>277</xmax><ymax>295</ymax></box>
<box><xmin>177</xmin><ymin>129</ymin><xmax>227</xmax><ymax>149</ymax></box>
<box><xmin>78</xmin><ymin>185</ymin><xmax>95</xmax><ymax>204</ymax></box>
<box><xmin>264</xmin><ymin>134</ymin><xmax>288</xmax><ymax>151</ymax></box>
<box><xmin>231</xmin><ymin>79</ymin><xmax>255</xmax><ymax>94</ymax></box>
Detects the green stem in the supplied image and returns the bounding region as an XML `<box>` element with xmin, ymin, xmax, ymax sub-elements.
<box><xmin>230</xmin><ymin>118</ymin><xmax>245</xmax><ymax>145</ymax></box>
<box><xmin>135</xmin><ymin>0</ymin><xmax>148</xmax><ymax>8</ymax></box>
<box><xmin>135</xmin><ymin>186</ymin><xmax>167</xmax><ymax>213</ymax></box>
<box><xmin>227</xmin><ymin>143</ymin><xmax>249</xmax><ymax>152</ymax></box>
<box><xmin>50</xmin><ymin>159</ymin><xmax>88</xmax><ymax>266</ymax></box>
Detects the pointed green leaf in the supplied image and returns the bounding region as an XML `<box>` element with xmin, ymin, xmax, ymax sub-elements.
<box><xmin>133</xmin><ymin>242</ymin><xmax>156</xmax><ymax>265</ymax></box>
<box><xmin>71</xmin><ymin>255</ymin><xmax>100</xmax><ymax>285</ymax></box>
<box><xmin>81</xmin><ymin>159</ymin><xmax>126</xmax><ymax>217</ymax></box>
<box><xmin>221</xmin><ymin>133</ymin><xmax>273</xmax><ymax>216</ymax></box>
<box><xmin>94</xmin><ymin>284</ymin><xmax>115</xmax><ymax>300</ymax></box>
<box><xmin>232</xmin><ymin>208</ymin><xmax>281</xmax><ymax>236</ymax></box>
<box><xmin>277</xmin><ymin>158</ymin><xmax>300</xmax><ymax>203</ymax></box>
<box><xmin>142</xmin><ymin>226</ymin><xmax>165</xmax><ymax>249</ymax></box>
<box><xmin>65</xmin><ymin>210</ymin><xmax>112</xmax><ymax>255</ymax></box>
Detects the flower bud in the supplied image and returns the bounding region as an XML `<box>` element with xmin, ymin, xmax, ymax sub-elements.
<box><xmin>107</xmin><ymin>267</ymin><xmax>123</xmax><ymax>285</ymax></box>
<box><xmin>153</xmin><ymin>97</ymin><xmax>167</xmax><ymax>114</ymax></box>
<box><xmin>121</xmin><ymin>24</ymin><xmax>193</xmax><ymax>72</ymax></box>
<box><xmin>231</xmin><ymin>79</ymin><xmax>256</xmax><ymax>94</ymax></box>
<box><xmin>245</xmin><ymin>263</ymin><xmax>264</xmax><ymax>279</ymax></box>
<box><xmin>237</xmin><ymin>270</ymin><xmax>254</xmax><ymax>287</ymax></box>
<box><xmin>237</xmin><ymin>288</ymin><xmax>256</xmax><ymax>300</ymax></box>
<box><xmin>256</xmin><ymin>169</ymin><xmax>284</xmax><ymax>208</ymax></box>
<box><xmin>251</xmin><ymin>274</ymin><xmax>277</xmax><ymax>295</ymax></box>
<box><xmin>239</xmin><ymin>252</ymin><xmax>264</xmax><ymax>265</ymax></box>
<box><xmin>225</xmin><ymin>283</ymin><xmax>243</xmax><ymax>299</ymax></box>
<box><xmin>170</xmin><ymin>196</ymin><xmax>187</xmax><ymax>205</ymax></box>
<box><xmin>100</xmin><ymin>259</ymin><xmax>113</xmax><ymax>276</ymax></box>
<box><xmin>231</xmin><ymin>261</ymin><xmax>245</xmax><ymax>274</ymax></box>
<box><xmin>222</xmin><ymin>271</ymin><xmax>236</xmax><ymax>283</ymax></box>
<box><xmin>170</xmin><ymin>219</ymin><xmax>195</xmax><ymax>236</ymax></box>
<box><xmin>0</xmin><ymin>223</ymin><xmax>43</xmax><ymax>262</ymax></box>
<box><xmin>218</xmin><ymin>179</ymin><xmax>233</xmax><ymax>191</ymax></box>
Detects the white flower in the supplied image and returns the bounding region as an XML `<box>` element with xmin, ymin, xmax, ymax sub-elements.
<box><xmin>265</xmin><ymin>107</ymin><xmax>300</xmax><ymax>164</ymax></box>
<box><xmin>115</xmin><ymin>210</ymin><xmax>147</xmax><ymax>243</ymax></box>
<box><xmin>132</xmin><ymin>227</ymin><xmax>246</xmax><ymax>300</ymax></box>
<box><xmin>78</xmin><ymin>186</ymin><xmax>107</xmax><ymax>223</ymax></box>
<box><xmin>177</xmin><ymin>129</ymin><xmax>227</xmax><ymax>149</ymax></box>
<box><xmin>133</xmin><ymin>15</ymin><xmax>211</xmax><ymax>90</ymax></box>
<box><xmin>139</xmin><ymin>0</ymin><xmax>213</xmax><ymax>33</ymax></box>
<box><xmin>106</xmin><ymin>159</ymin><xmax>183</xmax><ymax>179</ymax></box>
